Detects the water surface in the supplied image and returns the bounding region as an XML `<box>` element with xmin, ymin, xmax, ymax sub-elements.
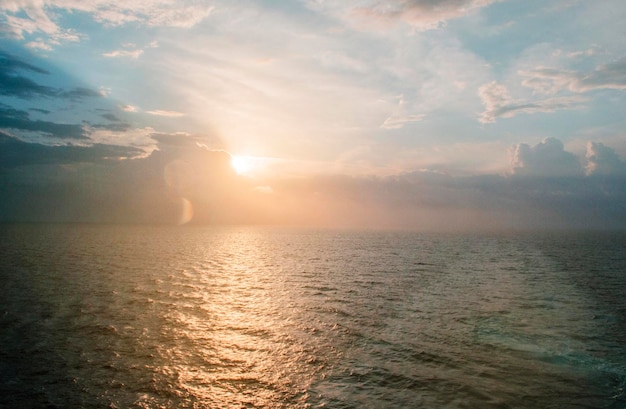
<box><xmin>1</xmin><ymin>224</ymin><xmax>625</xmax><ymax>408</ymax></box>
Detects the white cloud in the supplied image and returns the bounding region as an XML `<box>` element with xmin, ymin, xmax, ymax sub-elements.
<box><xmin>478</xmin><ymin>81</ymin><xmax>585</xmax><ymax>123</ymax></box>
<box><xmin>86</xmin><ymin>126</ymin><xmax>158</xmax><ymax>155</ymax></box>
<box><xmin>25</xmin><ymin>40</ymin><xmax>53</xmax><ymax>51</ymax></box>
<box><xmin>585</xmin><ymin>141</ymin><xmax>626</xmax><ymax>176</ymax></box>
<box><xmin>103</xmin><ymin>49</ymin><xmax>143</xmax><ymax>58</ymax></box>
<box><xmin>381</xmin><ymin>114</ymin><xmax>425</xmax><ymax>129</ymax></box>
<box><xmin>103</xmin><ymin>39</ymin><xmax>158</xmax><ymax>58</ymax></box>
<box><xmin>565</xmin><ymin>47</ymin><xmax>600</xmax><ymax>59</ymax></box>
<box><xmin>120</xmin><ymin>104</ymin><xmax>138</xmax><ymax>112</ymax></box>
<box><xmin>0</xmin><ymin>1</ymin><xmax>213</xmax><ymax>48</ymax></box>
<box><xmin>510</xmin><ymin>137</ymin><xmax>583</xmax><ymax>177</ymax></box>
<box><xmin>146</xmin><ymin>109</ymin><xmax>185</xmax><ymax>117</ymax></box>
<box><xmin>98</xmin><ymin>86</ymin><xmax>111</xmax><ymax>97</ymax></box>
<box><xmin>521</xmin><ymin>57</ymin><xmax>626</xmax><ymax>94</ymax></box>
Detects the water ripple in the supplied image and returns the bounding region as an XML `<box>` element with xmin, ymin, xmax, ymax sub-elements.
<box><xmin>1</xmin><ymin>225</ymin><xmax>625</xmax><ymax>408</ymax></box>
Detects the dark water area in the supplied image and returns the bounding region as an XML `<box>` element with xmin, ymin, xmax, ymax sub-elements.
<box><xmin>0</xmin><ymin>224</ymin><xmax>625</xmax><ymax>408</ymax></box>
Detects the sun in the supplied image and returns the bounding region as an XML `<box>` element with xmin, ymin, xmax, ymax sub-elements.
<box><xmin>231</xmin><ymin>155</ymin><xmax>253</xmax><ymax>175</ymax></box>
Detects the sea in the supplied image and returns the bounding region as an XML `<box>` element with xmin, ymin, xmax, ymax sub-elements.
<box><xmin>0</xmin><ymin>223</ymin><xmax>625</xmax><ymax>409</ymax></box>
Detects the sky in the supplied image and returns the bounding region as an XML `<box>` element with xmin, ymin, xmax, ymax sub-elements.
<box><xmin>1</xmin><ymin>0</ymin><xmax>626</xmax><ymax>230</ymax></box>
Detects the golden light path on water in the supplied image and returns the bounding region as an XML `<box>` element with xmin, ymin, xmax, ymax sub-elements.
<box><xmin>140</xmin><ymin>228</ymin><xmax>329</xmax><ymax>407</ymax></box>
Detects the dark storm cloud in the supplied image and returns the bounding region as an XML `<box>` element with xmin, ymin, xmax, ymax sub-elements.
<box><xmin>0</xmin><ymin>105</ymin><xmax>87</xmax><ymax>139</ymax></box>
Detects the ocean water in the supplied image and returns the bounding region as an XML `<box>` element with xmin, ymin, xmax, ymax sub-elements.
<box><xmin>0</xmin><ymin>224</ymin><xmax>625</xmax><ymax>409</ymax></box>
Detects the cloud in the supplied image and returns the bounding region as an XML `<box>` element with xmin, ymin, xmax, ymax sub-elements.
<box><xmin>350</xmin><ymin>0</ymin><xmax>498</xmax><ymax>30</ymax></box>
<box><xmin>0</xmin><ymin>105</ymin><xmax>87</xmax><ymax>139</ymax></box>
<box><xmin>0</xmin><ymin>132</ymin><xmax>244</xmax><ymax>224</ymax></box>
<box><xmin>381</xmin><ymin>95</ymin><xmax>425</xmax><ymax>129</ymax></box>
<box><xmin>0</xmin><ymin>131</ymin><xmax>143</xmax><ymax>170</ymax></box>
<box><xmin>0</xmin><ymin>52</ymin><xmax>140</xmax><ymax>144</ymax></box>
<box><xmin>521</xmin><ymin>57</ymin><xmax>626</xmax><ymax>94</ymax></box>
<box><xmin>478</xmin><ymin>81</ymin><xmax>584</xmax><ymax>123</ymax></box>
<box><xmin>0</xmin><ymin>50</ymin><xmax>49</xmax><ymax>74</ymax></box>
<box><xmin>102</xmin><ymin>40</ymin><xmax>158</xmax><ymax>59</ymax></box>
<box><xmin>0</xmin><ymin>3</ymin><xmax>80</xmax><ymax>45</ymax></box>
<box><xmin>25</xmin><ymin>40</ymin><xmax>53</xmax><ymax>51</ymax></box>
<box><xmin>103</xmin><ymin>49</ymin><xmax>143</xmax><ymax>59</ymax></box>
<box><xmin>1</xmin><ymin>132</ymin><xmax>625</xmax><ymax>229</ymax></box>
<box><xmin>87</xmin><ymin>113</ymin><xmax>132</xmax><ymax>132</ymax></box>
<box><xmin>86</xmin><ymin>126</ymin><xmax>159</xmax><ymax>153</ymax></box>
<box><xmin>30</xmin><ymin>108</ymin><xmax>51</xmax><ymax>114</ymax></box>
<box><xmin>510</xmin><ymin>137</ymin><xmax>583</xmax><ymax>178</ymax></box>
<box><xmin>264</xmin><ymin>158</ymin><xmax>626</xmax><ymax>230</ymax></box>
<box><xmin>146</xmin><ymin>110</ymin><xmax>185</xmax><ymax>117</ymax></box>
<box><xmin>480</xmin><ymin>57</ymin><xmax>626</xmax><ymax>123</ymax></box>
<box><xmin>120</xmin><ymin>104</ymin><xmax>138</xmax><ymax>112</ymax></box>
<box><xmin>0</xmin><ymin>69</ymin><xmax>58</xmax><ymax>98</ymax></box>
<box><xmin>585</xmin><ymin>141</ymin><xmax>626</xmax><ymax>176</ymax></box>
<box><xmin>0</xmin><ymin>52</ymin><xmax>102</xmax><ymax>100</ymax></box>
<box><xmin>382</xmin><ymin>114</ymin><xmax>425</xmax><ymax>129</ymax></box>
<box><xmin>0</xmin><ymin>51</ymin><xmax>57</xmax><ymax>98</ymax></box>
<box><xmin>1</xmin><ymin>1</ymin><xmax>214</xmax><ymax>49</ymax></box>
<box><xmin>60</xmin><ymin>87</ymin><xmax>103</xmax><ymax>100</ymax></box>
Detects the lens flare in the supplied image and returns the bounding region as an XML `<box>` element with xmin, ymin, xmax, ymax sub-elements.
<box><xmin>178</xmin><ymin>197</ymin><xmax>194</xmax><ymax>225</ymax></box>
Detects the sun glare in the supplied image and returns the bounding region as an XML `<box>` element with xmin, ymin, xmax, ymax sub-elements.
<box><xmin>231</xmin><ymin>155</ymin><xmax>253</xmax><ymax>175</ymax></box>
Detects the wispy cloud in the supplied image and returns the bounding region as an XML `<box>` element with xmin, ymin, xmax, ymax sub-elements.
<box><xmin>521</xmin><ymin>57</ymin><xmax>626</xmax><ymax>94</ymax></box>
<box><xmin>0</xmin><ymin>52</ymin><xmax>103</xmax><ymax>100</ymax></box>
<box><xmin>0</xmin><ymin>105</ymin><xmax>87</xmax><ymax>139</ymax></box>
<box><xmin>350</xmin><ymin>0</ymin><xmax>499</xmax><ymax>30</ymax></box>
<box><xmin>103</xmin><ymin>41</ymin><xmax>158</xmax><ymax>59</ymax></box>
<box><xmin>382</xmin><ymin>114</ymin><xmax>425</xmax><ymax>129</ymax></box>
<box><xmin>146</xmin><ymin>110</ymin><xmax>185</xmax><ymax>117</ymax></box>
<box><xmin>0</xmin><ymin>1</ymin><xmax>213</xmax><ymax>49</ymax></box>
<box><xmin>120</xmin><ymin>104</ymin><xmax>138</xmax><ymax>113</ymax></box>
<box><xmin>478</xmin><ymin>81</ymin><xmax>585</xmax><ymax>123</ymax></box>
<box><xmin>103</xmin><ymin>49</ymin><xmax>143</xmax><ymax>59</ymax></box>
<box><xmin>381</xmin><ymin>95</ymin><xmax>424</xmax><ymax>129</ymax></box>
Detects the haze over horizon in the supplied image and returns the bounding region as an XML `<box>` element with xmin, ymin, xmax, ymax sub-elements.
<box><xmin>1</xmin><ymin>1</ymin><xmax>626</xmax><ymax>230</ymax></box>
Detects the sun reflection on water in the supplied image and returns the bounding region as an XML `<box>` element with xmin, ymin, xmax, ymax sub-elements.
<box><xmin>148</xmin><ymin>229</ymin><xmax>325</xmax><ymax>407</ymax></box>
